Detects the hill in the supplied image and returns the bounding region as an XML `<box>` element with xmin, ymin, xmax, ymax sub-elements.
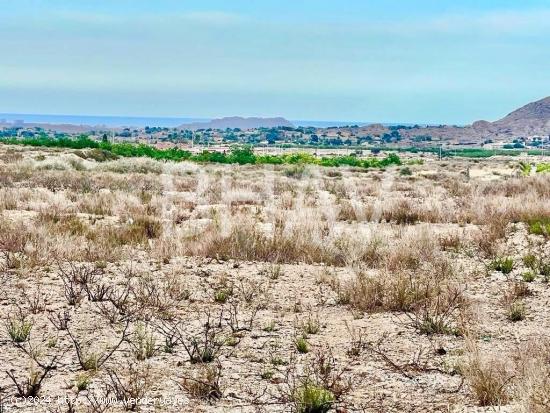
<box><xmin>490</xmin><ymin>96</ymin><xmax>550</xmax><ymax>136</ymax></box>
<box><xmin>179</xmin><ymin>116</ymin><xmax>293</xmax><ymax>130</ymax></box>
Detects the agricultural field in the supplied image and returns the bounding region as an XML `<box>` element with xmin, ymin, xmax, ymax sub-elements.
<box><xmin>0</xmin><ymin>144</ymin><xmax>549</xmax><ymax>412</ymax></box>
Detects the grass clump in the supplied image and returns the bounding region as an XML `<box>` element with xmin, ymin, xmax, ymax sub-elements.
<box><xmin>214</xmin><ymin>288</ymin><xmax>232</xmax><ymax>303</ymax></box>
<box><xmin>6</xmin><ymin>316</ymin><xmax>33</xmax><ymax>343</ymax></box>
<box><xmin>75</xmin><ymin>373</ymin><xmax>91</xmax><ymax>391</ymax></box>
<box><xmin>523</xmin><ymin>254</ymin><xmax>538</xmax><ymax>271</ymax></box>
<box><xmin>507</xmin><ymin>301</ymin><xmax>526</xmax><ymax>322</ymax></box>
<box><xmin>522</xmin><ymin>271</ymin><xmax>536</xmax><ymax>283</ymax></box>
<box><xmin>295</xmin><ymin>337</ymin><xmax>310</xmax><ymax>354</ymax></box>
<box><xmin>491</xmin><ymin>257</ymin><xmax>514</xmax><ymax>274</ymax></box>
<box><xmin>294</xmin><ymin>383</ymin><xmax>335</xmax><ymax>413</ymax></box>
<box><xmin>132</xmin><ymin>323</ymin><xmax>157</xmax><ymax>361</ymax></box>
<box><xmin>527</xmin><ymin>218</ymin><xmax>550</xmax><ymax>237</ymax></box>
<box><xmin>461</xmin><ymin>350</ymin><xmax>511</xmax><ymax>406</ymax></box>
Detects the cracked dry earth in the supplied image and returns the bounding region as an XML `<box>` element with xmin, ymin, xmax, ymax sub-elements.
<box><xmin>0</xmin><ymin>144</ymin><xmax>549</xmax><ymax>412</ymax></box>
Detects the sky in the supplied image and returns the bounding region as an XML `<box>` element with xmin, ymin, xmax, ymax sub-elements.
<box><xmin>1</xmin><ymin>0</ymin><xmax>549</xmax><ymax>124</ymax></box>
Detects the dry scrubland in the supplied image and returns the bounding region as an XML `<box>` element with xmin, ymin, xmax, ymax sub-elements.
<box><xmin>1</xmin><ymin>144</ymin><xmax>550</xmax><ymax>413</ymax></box>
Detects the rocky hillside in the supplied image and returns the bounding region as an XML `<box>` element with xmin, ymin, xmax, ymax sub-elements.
<box><xmin>490</xmin><ymin>96</ymin><xmax>550</xmax><ymax>136</ymax></box>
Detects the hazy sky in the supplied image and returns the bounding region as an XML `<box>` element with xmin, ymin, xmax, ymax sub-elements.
<box><xmin>1</xmin><ymin>0</ymin><xmax>549</xmax><ymax>124</ymax></box>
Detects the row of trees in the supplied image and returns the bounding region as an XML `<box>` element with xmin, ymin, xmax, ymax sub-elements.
<box><xmin>0</xmin><ymin>135</ymin><xmax>402</xmax><ymax>168</ymax></box>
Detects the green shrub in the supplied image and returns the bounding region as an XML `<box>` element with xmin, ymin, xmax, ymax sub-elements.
<box><xmin>1</xmin><ymin>137</ymin><xmax>402</xmax><ymax>170</ymax></box>
<box><xmin>523</xmin><ymin>254</ymin><xmax>538</xmax><ymax>271</ymax></box>
<box><xmin>133</xmin><ymin>323</ymin><xmax>156</xmax><ymax>360</ymax></box>
<box><xmin>75</xmin><ymin>373</ymin><xmax>91</xmax><ymax>391</ymax></box>
<box><xmin>491</xmin><ymin>257</ymin><xmax>514</xmax><ymax>274</ymax></box>
<box><xmin>294</xmin><ymin>383</ymin><xmax>335</xmax><ymax>413</ymax></box>
<box><xmin>540</xmin><ymin>261</ymin><xmax>550</xmax><ymax>281</ymax></box>
<box><xmin>214</xmin><ymin>289</ymin><xmax>232</xmax><ymax>303</ymax></box>
<box><xmin>527</xmin><ymin>218</ymin><xmax>550</xmax><ymax>237</ymax></box>
<box><xmin>295</xmin><ymin>337</ymin><xmax>309</xmax><ymax>354</ymax></box>
<box><xmin>507</xmin><ymin>301</ymin><xmax>526</xmax><ymax>322</ymax></box>
<box><xmin>6</xmin><ymin>317</ymin><xmax>32</xmax><ymax>343</ymax></box>
<box><xmin>522</xmin><ymin>271</ymin><xmax>535</xmax><ymax>282</ymax></box>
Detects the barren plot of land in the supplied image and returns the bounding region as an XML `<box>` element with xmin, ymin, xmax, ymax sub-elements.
<box><xmin>0</xmin><ymin>145</ymin><xmax>549</xmax><ymax>412</ymax></box>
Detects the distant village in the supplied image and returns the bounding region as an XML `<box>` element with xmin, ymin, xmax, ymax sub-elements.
<box><xmin>0</xmin><ymin>120</ymin><xmax>548</xmax><ymax>152</ymax></box>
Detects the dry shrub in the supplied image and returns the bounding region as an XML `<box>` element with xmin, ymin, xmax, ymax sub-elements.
<box><xmin>323</xmin><ymin>179</ymin><xmax>347</xmax><ymax>198</ymax></box>
<box><xmin>0</xmin><ymin>188</ymin><xmax>18</xmax><ymax>210</ymax></box>
<box><xmin>342</xmin><ymin>253</ymin><xmax>466</xmax><ymax>334</ymax></box>
<box><xmin>184</xmin><ymin>217</ymin><xmax>346</xmax><ymax>265</ymax></box>
<box><xmin>181</xmin><ymin>362</ymin><xmax>223</xmax><ymax>401</ymax></box>
<box><xmin>438</xmin><ymin>232</ymin><xmax>462</xmax><ymax>252</ymax></box>
<box><xmin>382</xmin><ymin>199</ymin><xmax>419</xmax><ymax>224</ymax></box>
<box><xmin>173</xmin><ymin>175</ymin><xmax>199</xmax><ymax>192</ymax></box>
<box><xmin>93</xmin><ymin>216</ymin><xmax>163</xmax><ymax>247</ymax></box>
<box><xmin>474</xmin><ymin>218</ymin><xmax>508</xmax><ymax>258</ymax></box>
<box><xmin>336</xmin><ymin>200</ymin><xmax>357</xmax><ymax>222</ymax></box>
<box><xmin>512</xmin><ymin>341</ymin><xmax>550</xmax><ymax>413</ymax></box>
<box><xmin>460</xmin><ymin>342</ymin><xmax>512</xmax><ymax>406</ymax></box>
<box><xmin>0</xmin><ymin>219</ymin><xmax>31</xmax><ymax>269</ymax></box>
<box><xmin>99</xmin><ymin>363</ymin><xmax>155</xmax><ymax>410</ymax></box>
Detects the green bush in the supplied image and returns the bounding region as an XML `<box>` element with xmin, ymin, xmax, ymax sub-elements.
<box><xmin>507</xmin><ymin>301</ymin><xmax>526</xmax><ymax>322</ymax></box>
<box><xmin>522</xmin><ymin>271</ymin><xmax>535</xmax><ymax>282</ymax></box>
<box><xmin>0</xmin><ymin>137</ymin><xmax>402</xmax><ymax>170</ymax></box>
<box><xmin>491</xmin><ymin>257</ymin><xmax>514</xmax><ymax>274</ymax></box>
<box><xmin>527</xmin><ymin>218</ymin><xmax>550</xmax><ymax>237</ymax></box>
<box><xmin>6</xmin><ymin>318</ymin><xmax>32</xmax><ymax>343</ymax></box>
<box><xmin>295</xmin><ymin>337</ymin><xmax>309</xmax><ymax>354</ymax></box>
<box><xmin>294</xmin><ymin>383</ymin><xmax>335</xmax><ymax>413</ymax></box>
<box><xmin>522</xmin><ymin>254</ymin><xmax>538</xmax><ymax>271</ymax></box>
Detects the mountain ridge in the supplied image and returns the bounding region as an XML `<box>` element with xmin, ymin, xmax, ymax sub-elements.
<box><xmin>178</xmin><ymin>116</ymin><xmax>293</xmax><ymax>130</ymax></box>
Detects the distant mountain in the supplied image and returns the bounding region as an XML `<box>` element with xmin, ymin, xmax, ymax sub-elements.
<box><xmin>466</xmin><ymin>96</ymin><xmax>550</xmax><ymax>139</ymax></box>
<box><xmin>490</xmin><ymin>96</ymin><xmax>550</xmax><ymax>136</ymax></box>
<box><xmin>179</xmin><ymin>116</ymin><xmax>293</xmax><ymax>130</ymax></box>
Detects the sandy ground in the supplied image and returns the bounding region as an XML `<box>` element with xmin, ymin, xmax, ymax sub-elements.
<box><xmin>0</xmin><ymin>145</ymin><xmax>549</xmax><ymax>412</ymax></box>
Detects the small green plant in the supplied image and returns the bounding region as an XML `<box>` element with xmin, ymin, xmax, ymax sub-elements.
<box><xmin>540</xmin><ymin>261</ymin><xmax>550</xmax><ymax>281</ymax></box>
<box><xmin>266</xmin><ymin>264</ymin><xmax>283</xmax><ymax>280</ymax></box>
<box><xmin>302</xmin><ymin>314</ymin><xmax>321</xmax><ymax>335</ymax></box>
<box><xmin>521</xmin><ymin>271</ymin><xmax>535</xmax><ymax>282</ymax></box>
<box><xmin>294</xmin><ymin>383</ymin><xmax>335</xmax><ymax>413</ymax></box>
<box><xmin>527</xmin><ymin>218</ymin><xmax>550</xmax><ymax>237</ymax></box>
<box><xmin>82</xmin><ymin>352</ymin><xmax>99</xmax><ymax>371</ymax></box>
<box><xmin>522</xmin><ymin>254</ymin><xmax>538</xmax><ymax>271</ymax></box>
<box><xmin>400</xmin><ymin>166</ymin><xmax>412</xmax><ymax>176</ymax></box>
<box><xmin>225</xmin><ymin>336</ymin><xmax>239</xmax><ymax>347</ymax></box>
<box><xmin>75</xmin><ymin>373</ymin><xmax>91</xmax><ymax>391</ymax></box>
<box><xmin>517</xmin><ymin>161</ymin><xmax>531</xmax><ymax>177</ymax></box>
<box><xmin>296</xmin><ymin>337</ymin><xmax>309</xmax><ymax>354</ymax></box>
<box><xmin>133</xmin><ymin>323</ymin><xmax>156</xmax><ymax>360</ymax></box>
<box><xmin>417</xmin><ymin>315</ymin><xmax>456</xmax><ymax>335</ymax></box>
<box><xmin>6</xmin><ymin>314</ymin><xmax>32</xmax><ymax>343</ymax></box>
<box><xmin>214</xmin><ymin>288</ymin><xmax>232</xmax><ymax>303</ymax></box>
<box><xmin>270</xmin><ymin>356</ymin><xmax>288</xmax><ymax>366</ymax></box>
<box><xmin>263</xmin><ymin>320</ymin><xmax>276</xmax><ymax>332</ymax></box>
<box><xmin>491</xmin><ymin>257</ymin><xmax>514</xmax><ymax>274</ymax></box>
<box><xmin>507</xmin><ymin>301</ymin><xmax>526</xmax><ymax>322</ymax></box>
<box><xmin>260</xmin><ymin>369</ymin><xmax>274</xmax><ymax>380</ymax></box>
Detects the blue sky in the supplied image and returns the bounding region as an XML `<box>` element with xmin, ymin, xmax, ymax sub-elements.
<box><xmin>1</xmin><ymin>0</ymin><xmax>549</xmax><ymax>124</ymax></box>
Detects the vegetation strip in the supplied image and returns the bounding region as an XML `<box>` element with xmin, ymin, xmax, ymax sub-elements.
<box><xmin>0</xmin><ymin>136</ymin><xmax>401</xmax><ymax>168</ymax></box>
